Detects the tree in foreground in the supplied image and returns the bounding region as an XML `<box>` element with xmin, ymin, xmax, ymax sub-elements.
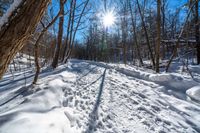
<box><xmin>0</xmin><ymin>0</ymin><xmax>50</xmax><ymax>79</ymax></box>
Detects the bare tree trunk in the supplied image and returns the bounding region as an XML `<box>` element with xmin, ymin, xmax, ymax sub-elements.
<box><xmin>166</xmin><ymin>1</ymin><xmax>195</xmax><ymax>72</ymax></box>
<box><xmin>64</xmin><ymin>0</ymin><xmax>89</xmax><ymax>63</ymax></box>
<box><xmin>128</xmin><ymin>0</ymin><xmax>143</xmax><ymax>66</ymax></box>
<box><xmin>123</xmin><ymin>44</ymin><xmax>127</xmax><ymax>65</ymax></box>
<box><xmin>155</xmin><ymin>0</ymin><xmax>161</xmax><ymax>73</ymax></box>
<box><xmin>69</xmin><ymin>0</ymin><xmax>77</xmax><ymax>46</ymax></box>
<box><xmin>0</xmin><ymin>0</ymin><xmax>50</xmax><ymax>79</ymax></box>
<box><xmin>195</xmin><ymin>0</ymin><xmax>200</xmax><ymax>64</ymax></box>
<box><xmin>13</xmin><ymin>60</ymin><xmax>17</xmax><ymax>71</ymax></box>
<box><xmin>161</xmin><ymin>0</ymin><xmax>166</xmax><ymax>59</ymax></box>
<box><xmin>136</xmin><ymin>0</ymin><xmax>155</xmax><ymax>68</ymax></box>
<box><xmin>65</xmin><ymin>0</ymin><xmax>76</xmax><ymax>62</ymax></box>
<box><xmin>32</xmin><ymin>8</ymin><xmax>64</xmax><ymax>84</ymax></box>
<box><xmin>62</xmin><ymin>0</ymin><xmax>74</xmax><ymax>62</ymax></box>
<box><xmin>52</xmin><ymin>0</ymin><xmax>65</xmax><ymax>68</ymax></box>
<box><xmin>33</xmin><ymin>37</ymin><xmax>41</xmax><ymax>84</ymax></box>
<box><xmin>70</xmin><ymin>0</ymin><xmax>89</xmax><ymax>55</ymax></box>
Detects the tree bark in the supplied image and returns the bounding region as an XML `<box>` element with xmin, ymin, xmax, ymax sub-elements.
<box><xmin>66</xmin><ymin>0</ymin><xmax>89</xmax><ymax>62</ymax></box>
<box><xmin>161</xmin><ymin>0</ymin><xmax>166</xmax><ymax>59</ymax></box>
<box><xmin>195</xmin><ymin>0</ymin><xmax>200</xmax><ymax>64</ymax></box>
<box><xmin>62</xmin><ymin>0</ymin><xmax>74</xmax><ymax>62</ymax></box>
<box><xmin>166</xmin><ymin>1</ymin><xmax>195</xmax><ymax>72</ymax></box>
<box><xmin>33</xmin><ymin>10</ymin><xmax>63</xmax><ymax>84</ymax></box>
<box><xmin>155</xmin><ymin>0</ymin><xmax>161</xmax><ymax>73</ymax></box>
<box><xmin>136</xmin><ymin>0</ymin><xmax>155</xmax><ymax>68</ymax></box>
<box><xmin>0</xmin><ymin>0</ymin><xmax>50</xmax><ymax>79</ymax></box>
<box><xmin>128</xmin><ymin>0</ymin><xmax>143</xmax><ymax>66</ymax></box>
<box><xmin>65</xmin><ymin>0</ymin><xmax>76</xmax><ymax>62</ymax></box>
<box><xmin>52</xmin><ymin>0</ymin><xmax>65</xmax><ymax>68</ymax></box>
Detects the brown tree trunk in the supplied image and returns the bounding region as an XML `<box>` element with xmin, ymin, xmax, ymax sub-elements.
<box><xmin>52</xmin><ymin>0</ymin><xmax>65</xmax><ymax>68</ymax></box>
<box><xmin>0</xmin><ymin>0</ymin><xmax>50</xmax><ymax>79</ymax></box>
<box><xmin>62</xmin><ymin>0</ymin><xmax>74</xmax><ymax>62</ymax></box>
<box><xmin>161</xmin><ymin>0</ymin><xmax>166</xmax><ymax>59</ymax></box>
<box><xmin>33</xmin><ymin>7</ymin><xmax>64</xmax><ymax>84</ymax></box>
<box><xmin>166</xmin><ymin>1</ymin><xmax>195</xmax><ymax>72</ymax></box>
<box><xmin>66</xmin><ymin>0</ymin><xmax>89</xmax><ymax>62</ymax></box>
<box><xmin>32</xmin><ymin>37</ymin><xmax>41</xmax><ymax>84</ymax></box>
<box><xmin>136</xmin><ymin>0</ymin><xmax>155</xmax><ymax>68</ymax></box>
<box><xmin>155</xmin><ymin>0</ymin><xmax>161</xmax><ymax>73</ymax></box>
<box><xmin>128</xmin><ymin>0</ymin><xmax>143</xmax><ymax>66</ymax></box>
<box><xmin>65</xmin><ymin>0</ymin><xmax>76</xmax><ymax>62</ymax></box>
<box><xmin>195</xmin><ymin>0</ymin><xmax>200</xmax><ymax>64</ymax></box>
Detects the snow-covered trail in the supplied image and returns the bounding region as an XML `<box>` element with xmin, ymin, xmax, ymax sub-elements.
<box><xmin>0</xmin><ymin>59</ymin><xmax>200</xmax><ymax>133</ymax></box>
<box><xmin>67</xmin><ymin>60</ymin><xmax>200</xmax><ymax>133</ymax></box>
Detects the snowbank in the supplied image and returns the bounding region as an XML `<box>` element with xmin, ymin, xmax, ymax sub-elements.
<box><xmin>0</xmin><ymin>71</ymin><xmax>81</xmax><ymax>133</ymax></box>
<box><xmin>0</xmin><ymin>107</ymin><xmax>79</xmax><ymax>133</ymax></box>
<box><xmin>114</xmin><ymin>64</ymin><xmax>198</xmax><ymax>92</ymax></box>
<box><xmin>186</xmin><ymin>85</ymin><xmax>200</xmax><ymax>102</ymax></box>
<box><xmin>1</xmin><ymin>59</ymin><xmax>200</xmax><ymax>133</ymax></box>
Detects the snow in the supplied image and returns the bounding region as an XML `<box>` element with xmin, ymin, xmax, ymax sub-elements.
<box><xmin>0</xmin><ymin>59</ymin><xmax>200</xmax><ymax>133</ymax></box>
<box><xmin>0</xmin><ymin>107</ymin><xmax>79</xmax><ymax>133</ymax></box>
<box><xmin>186</xmin><ymin>85</ymin><xmax>200</xmax><ymax>102</ymax></box>
<box><xmin>0</xmin><ymin>0</ymin><xmax>22</xmax><ymax>30</ymax></box>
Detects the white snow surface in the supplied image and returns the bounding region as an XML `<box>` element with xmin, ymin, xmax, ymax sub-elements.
<box><xmin>0</xmin><ymin>59</ymin><xmax>200</xmax><ymax>133</ymax></box>
<box><xmin>187</xmin><ymin>85</ymin><xmax>200</xmax><ymax>102</ymax></box>
<box><xmin>0</xmin><ymin>0</ymin><xmax>22</xmax><ymax>30</ymax></box>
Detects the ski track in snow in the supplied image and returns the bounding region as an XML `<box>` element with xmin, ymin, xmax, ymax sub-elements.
<box><xmin>0</xmin><ymin>59</ymin><xmax>200</xmax><ymax>133</ymax></box>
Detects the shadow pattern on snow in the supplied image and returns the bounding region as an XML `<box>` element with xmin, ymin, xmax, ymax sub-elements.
<box><xmin>0</xmin><ymin>65</ymin><xmax>70</xmax><ymax>93</ymax></box>
<box><xmin>85</xmin><ymin>69</ymin><xmax>106</xmax><ymax>133</ymax></box>
<box><xmin>0</xmin><ymin>85</ymin><xmax>33</xmax><ymax>107</ymax></box>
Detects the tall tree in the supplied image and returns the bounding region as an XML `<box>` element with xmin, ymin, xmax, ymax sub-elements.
<box><xmin>136</xmin><ymin>0</ymin><xmax>155</xmax><ymax>68</ymax></box>
<box><xmin>64</xmin><ymin>0</ymin><xmax>77</xmax><ymax>62</ymax></box>
<box><xmin>64</xmin><ymin>0</ymin><xmax>89</xmax><ymax>63</ymax></box>
<box><xmin>32</xmin><ymin>7</ymin><xmax>64</xmax><ymax>84</ymax></box>
<box><xmin>161</xmin><ymin>0</ymin><xmax>167</xmax><ymax>59</ymax></box>
<box><xmin>62</xmin><ymin>0</ymin><xmax>74</xmax><ymax>62</ymax></box>
<box><xmin>156</xmin><ymin>0</ymin><xmax>161</xmax><ymax>72</ymax></box>
<box><xmin>0</xmin><ymin>0</ymin><xmax>50</xmax><ymax>79</ymax></box>
<box><xmin>195</xmin><ymin>0</ymin><xmax>200</xmax><ymax>64</ymax></box>
<box><xmin>52</xmin><ymin>0</ymin><xmax>65</xmax><ymax>68</ymax></box>
<box><xmin>165</xmin><ymin>1</ymin><xmax>195</xmax><ymax>72</ymax></box>
<box><xmin>128</xmin><ymin>0</ymin><xmax>143</xmax><ymax>66</ymax></box>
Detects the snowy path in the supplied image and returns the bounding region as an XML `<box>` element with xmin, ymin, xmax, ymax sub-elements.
<box><xmin>67</xmin><ymin>60</ymin><xmax>200</xmax><ymax>133</ymax></box>
<box><xmin>0</xmin><ymin>60</ymin><xmax>200</xmax><ymax>133</ymax></box>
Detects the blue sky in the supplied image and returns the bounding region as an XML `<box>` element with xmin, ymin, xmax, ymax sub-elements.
<box><xmin>49</xmin><ymin>0</ymin><xmax>190</xmax><ymax>42</ymax></box>
<box><xmin>170</xmin><ymin>0</ymin><xmax>187</xmax><ymax>8</ymax></box>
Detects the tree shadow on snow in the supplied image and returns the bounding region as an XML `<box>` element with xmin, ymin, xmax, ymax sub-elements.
<box><xmin>0</xmin><ymin>65</ymin><xmax>70</xmax><ymax>93</ymax></box>
<box><xmin>150</xmin><ymin>88</ymin><xmax>200</xmax><ymax>132</ymax></box>
<box><xmin>0</xmin><ymin>84</ymin><xmax>41</xmax><ymax>110</ymax></box>
<box><xmin>85</xmin><ymin>69</ymin><xmax>106</xmax><ymax>133</ymax></box>
<box><xmin>77</xmin><ymin>66</ymin><xmax>98</xmax><ymax>81</ymax></box>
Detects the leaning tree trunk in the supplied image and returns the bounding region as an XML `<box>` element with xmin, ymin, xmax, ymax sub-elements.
<box><xmin>136</xmin><ymin>0</ymin><xmax>155</xmax><ymax>69</ymax></box>
<box><xmin>33</xmin><ymin>9</ymin><xmax>63</xmax><ymax>84</ymax></box>
<box><xmin>64</xmin><ymin>0</ymin><xmax>89</xmax><ymax>63</ymax></box>
<box><xmin>0</xmin><ymin>0</ymin><xmax>50</xmax><ymax>79</ymax></box>
<box><xmin>165</xmin><ymin>1</ymin><xmax>195</xmax><ymax>72</ymax></box>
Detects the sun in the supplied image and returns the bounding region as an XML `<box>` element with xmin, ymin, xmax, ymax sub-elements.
<box><xmin>103</xmin><ymin>11</ymin><xmax>116</xmax><ymax>28</ymax></box>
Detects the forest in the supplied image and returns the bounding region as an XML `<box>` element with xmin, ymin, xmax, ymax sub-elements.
<box><xmin>0</xmin><ymin>0</ymin><xmax>200</xmax><ymax>133</ymax></box>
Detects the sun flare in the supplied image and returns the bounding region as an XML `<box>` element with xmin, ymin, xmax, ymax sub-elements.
<box><xmin>103</xmin><ymin>11</ymin><xmax>116</xmax><ymax>28</ymax></box>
